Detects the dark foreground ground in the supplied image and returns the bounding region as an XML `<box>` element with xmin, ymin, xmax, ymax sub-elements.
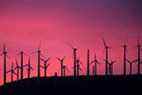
<box><xmin>0</xmin><ymin>75</ymin><xmax>142</xmax><ymax>95</ymax></box>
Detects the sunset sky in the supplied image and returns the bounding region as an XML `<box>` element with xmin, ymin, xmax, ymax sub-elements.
<box><xmin>0</xmin><ymin>0</ymin><xmax>142</xmax><ymax>85</ymax></box>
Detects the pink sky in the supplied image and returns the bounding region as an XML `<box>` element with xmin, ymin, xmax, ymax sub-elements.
<box><xmin>0</xmin><ymin>0</ymin><xmax>142</xmax><ymax>85</ymax></box>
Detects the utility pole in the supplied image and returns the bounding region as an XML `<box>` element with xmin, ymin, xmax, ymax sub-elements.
<box><xmin>3</xmin><ymin>45</ymin><xmax>7</xmax><ymax>85</ymax></box>
<box><xmin>87</xmin><ymin>49</ymin><xmax>90</xmax><ymax>77</ymax></box>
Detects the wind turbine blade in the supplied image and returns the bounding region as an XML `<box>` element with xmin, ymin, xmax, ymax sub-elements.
<box><xmin>90</xmin><ymin>60</ymin><xmax>95</xmax><ymax>64</ymax></box>
<box><xmin>102</xmin><ymin>38</ymin><xmax>107</xmax><ymax>47</ymax></box>
<box><xmin>23</xmin><ymin>52</ymin><xmax>30</xmax><ymax>57</ymax></box>
<box><xmin>65</xmin><ymin>42</ymin><xmax>74</xmax><ymax>49</ymax></box>
<box><xmin>47</xmin><ymin>63</ymin><xmax>50</xmax><ymax>68</ymax></box>
<box><xmin>131</xmin><ymin>59</ymin><xmax>137</xmax><ymax>63</ymax></box>
<box><xmin>126</xmin><ymin>59</ymin><xmax>131</xmax><ymax>64</ymax></box>
<box><xmin>46</xmin><ymin>57</ymin><xmax>50</xmax><ymax>62</ymax></box>
<box><xmin>66</xmin><ymin>66</ymin><xmax>70</xmax><ymax>73</ymax></box>
<box><xmin>40</xmin><ymin>58</ymin><xmax>45</xmax><ymax>62</ymax></box>
<box><xmin>40</xmin><ymin>65</ymin><xmax>44</xmax><ymax>69</ymax></box>
<box><xmin>13</xmin><ymin>71</ymin><xmax>17</xmax><ymax>75</ymax></box>
<box><xmin>6</xmin><ymin>70</ymin><xmax>11</xmax><ymax>73</ymax></box>
<box><xmin>56</xmin><ymin>57</ymin><xmax>61</xmax><ymax>61</ymax></box>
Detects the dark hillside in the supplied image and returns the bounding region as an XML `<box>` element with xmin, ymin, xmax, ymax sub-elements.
<box><xmin>0</xmin><ymin>75</ymin><xmax>142</xmax><ymax>95</ymax></box>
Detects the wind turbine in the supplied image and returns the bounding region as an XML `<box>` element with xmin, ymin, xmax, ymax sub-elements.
<box><xmin>86</xmin><ymin>49</ymin><xmax>90</xmax><ymax>77</ymax></box>
<box><xmin>102</xmin><ymin>38</ymin><xmax>111</xmax><ymax>75</ymax></box>
<box><xmin>91</xmin><ymin>53</ymin><xmax>101</xmax><ymax>76</ymax></box>
<box><xmin>127</xmin><ymin>60</ymin><xmax>136</xmax><ymax>75</ymax></box>
<box><xmin>122</xmin><ymin>43</ymin><xmax>135</xmax><ymax>76</ymax></box>
<box><xmin>108</xmin><ymin>61</ymin><xmax>116</xmax><ymax>75</ymax></box>
<box><xmin>19</xmin><ymin>51</ymin><xmax>24</xmax><ymax>80</ymax></box>
<box><xmin>14</xmin><ymin>59</ymin><xmax>20</xmax><ymax>80</ymax></box>
<box><xmin>2</xmin><ymin>44</ymin><xmax>8</xmax><ymax>84</ymax></box>
<box><xmin>40</xmin><ymin>57</ymin><xmax>50</xmax><ymax>77</ymax></box>
<box><xmin>14</xmin><ymin>57</ymin><xmax>32</xmax><ymax>80</ymax></box>
<box><xmin>24</xmin><ymin>57</ymin><xmax>33</xmax><ymax>78</ymax></box>
<box><xmin>122</xmin><ymin>43</ymin><xmax>129</xmax><ymax>76</ymax></box>
<box><xmin>62</xmin><ymin>65</ymin><xmax>70</xmax><ymax>77</ymax></box>
<box><xmin>136</xmin><ymin>40</ymin><xmax>142</xmax><ymax>75</ymax></box>
<box><xmin>76</xmin><ymin>59</ymin><xmax>80</xmax><ymax>76</ymax></box>
<box><xmin>16</xmin><ymin>50</ymin><xmax>28</xmax><ymax>79</ymax></box>
<box><xmin>29</xmin><ymin>42</ymin><xmax>42</xmax><ymax>78</ymax></box>
<box><xmin>6</xmin><ymin>62</ymin><xmax>17</xmax><ymax>83</ymax></box>
<box><xmin>37</xmin><ymin>44</ymin><xmax>41</xmax><ymax>78</ymax></box>
<box><xmin>66</xmin><ymin>43</ymin><xmax>78</xmax><ymax>77</ymax></box>
<box><xmin>56</xmin><ymin>56</ymin><xmax>66</xmax><ymax>77</ymax></box>
<box><xmin>76</xmin><ymin>59</ymin><xmax>82</xmax><ymax>77</ymax></box>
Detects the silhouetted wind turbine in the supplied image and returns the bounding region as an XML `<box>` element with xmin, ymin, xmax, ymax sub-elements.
<box><xmin>108</xmin><ymin>61</ymin><xmax>116</xmax><ymax>75</ymax></box>
<box><xmin>56</xmin><ymin>56</ymin><xmax>66</xmax><ymax>77</ymax></box>
<box><xmin>19</xmin><ymin>51</ymin><xmax>24</xmax><ymax>80</ymax></box>
<box><xmin>92</xmin><ymin>65</ymin><xmax>95</xmax><ymax>76</ymax></box>
<box><xmin>86</xmin><ymin>49</ymin><xmax>90</xmax><ymax>77</ymax></box>
<box><xmin>76</xmin><ymin>59</ymin><xmax>82</xmax><ymax>77</ymax></box>
<box><xmin>37</xmin><ymin>47</ymin><xmax>41</xmax><ymax>78</ymax></box>
<box><xmin>102</xmin><ymin>38</ymin><xmax>111</xmax><ymax>75</ymax></box>
<box><xmin>91</xmin><ymin>54</ymin><xmax>100</xmax><ymax>76</ymax></box>
<box><xmin>29</xmin><ymin>43</ymin><xmax>42</xmax><ymax>78</ymax></box>
<box><xmin>62</xmin><ymin>65</ymin><xmax>70</xmax><ymax>77</ymax></box>
<box><xmin>127</xmin><ymin>60</ymin><xmax>136</xmax><ymax>75</ymax></box>
<box><xmin>2</xmin><ymin>44</ymin><xmax>8</xmax><ymax>84</ymax></box>
<box><xmin>66</xmin><ymin>43</ymin><xmax>78</xmax><ymax>77</ymax></box>
<box><xmin>54</xmin><ymin>72</ymin><xmax>58</xmax><ymax>77</ymax></box>
<box><xmin>6</xmin><ymin>62</ymin><xmax>16</xmax><ymax>82</ymax></box>
<box><xmin>62</xmin><ymin>65</ymin><xmax>66</xmax><ymax>77</ymax></box>
<box><xmin>41</xmin><ymin>57</ymin><xmax>50</xmax><ymax>77</ymax></box>
<box><xmin>122</xmin><ymin>43</ymin><xmax>128</xmax><ymax>76</ymax></box>
<box><xmin>136</xmin><ymin>40</ymin><xmax>142</xmax><ymax>75</ymax></box>
<box><xmin>15</xmin><ymin>49</ymin><xmax>30</xmax><ymax>80</ymax></box>
<box><xmin>25</xmin><ymin>57</ymin><xmax>33</xmax><ymax>78</ymax></box>
<box><xmin>14</xmin><ymin>59</ymin><xmax>20</xmax><ymax>80</ymax></box>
